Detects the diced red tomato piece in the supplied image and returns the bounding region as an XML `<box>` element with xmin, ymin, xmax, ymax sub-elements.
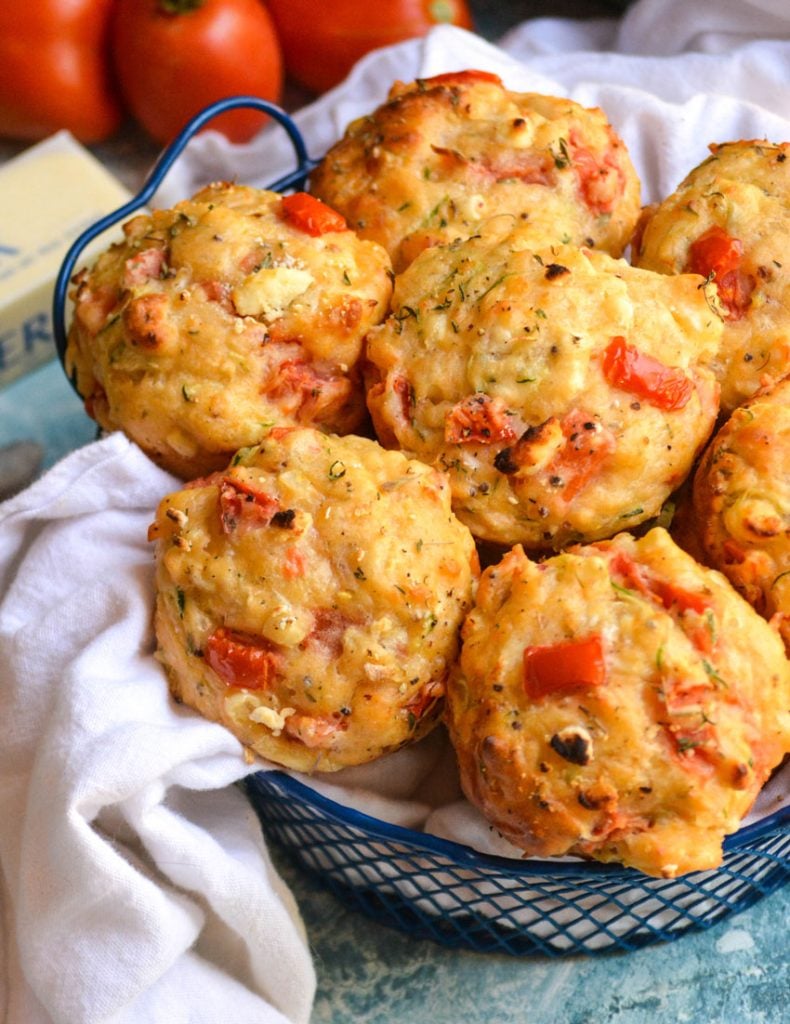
<box><xmin>555</xmin><ymin>410</ymin><xmax>615</xmax><ymax>501</ymax></box>
<box><xmin>123</xmin><ymin>247</ymin><xmax>165</xmax><ymax>288</ymax></box>
<box><xmin>651</xmin><ymin>579</ymin><xmax>712</xmax><ymax>616</ymax></box>
<box><xmin>445</xmin><ymin>393</ymin><xmax>517</xmax><ymax>444</ymax></box>
<box><xmin>569</xmin><ymin>130</ymin><xmax>624</xmax><ymax>215</ymax></box>
<box><xmin>404</xmin><ymin>679</ymin><xmax>445</xmax><ymax>721</ymax></box>
<box><xmin>608</xmin><ymin>550</ymin><xmax>650</xmax><ymax>595</ymax></box>
<box><xmin>263</xmin><ymin>358</ymin><xmax>344</xmax><ymax>421</ymax></box>
<box><xmin>200</xmin><ymin>279</ymin><xmax>233</xmax><ymax>308</ymax></box>
<box><xmin>609</xmin><ymin>551</ymin><xmax>714</xmax><ymax>652</ymax></box>
<box><xmin>205</xmin><ymin>627</ymin><xmax>279</xmax><ymax>690</ymax></box>
<box><xmin>422</xmin><ymin>70</ymin><xmax>502</xmax><ymax>87</ymax></box>
<box><xmin>281</xmin><ymin>192</ymin><xmax>347</xmax><ymax>236</ymax></box>
<box><xmin>602</xmin><ymin>336</ymin><xmax>693</xmax><ymax>411</ymax></box>
<box><xmin>610</xmin><ymin>551</ymin><xmax>711</xmax><ymax>614</ymax></box>
<box><xmin>392</xmin><ymin>374</ymin><xmax>414</xmax><ymax>425</ymax></box>
<box><xmin>304</xmin><ymin>608</ymin><xmax>352</xmax><ymax>656</ymax></box>
<box><xmin>524</xmin><ymin>635</ymin><xmax>607</xmax><ymax>700</ymax></box>
<box><xmin>282</xmin><ymin>545</ymin><xmax>307</xmax><ymax>579</ymax></box>
<box><xmin>219</xmin><ymin>478</ymin><xmax>279</xmax><ymax>535</ymax></box>
<box><xmin>686</xmin><ymin>225</ymin><xmax>754</xmax><ymax>319</ymax></box>
<box><xmin>475</xmin><ymin>149</ymin><xmax>552</xmax><ymax>185</ymax></box>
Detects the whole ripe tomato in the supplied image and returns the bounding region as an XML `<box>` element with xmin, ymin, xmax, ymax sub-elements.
<box><xmin>111</xmin><ymin>0</ymin><xmax>284</xmax><ymax>145</ymax></box>
<box><xmin>266</xmin><ymin>0</ymin><xmax>474</xmax><ymax>94</ymax></box>
<box><xmin>0</xmin><ymin>0</ymin><xmax>122</xmax><ymax>143</ymax></box>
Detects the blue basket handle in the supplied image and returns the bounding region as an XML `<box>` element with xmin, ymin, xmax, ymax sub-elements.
<box><xmin>52</xmin><ymin>95</ymin><xmax>319</xmax><ymax>387</ymax></box>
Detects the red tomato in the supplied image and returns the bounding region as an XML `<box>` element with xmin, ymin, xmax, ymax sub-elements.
<box><xmin>555</xmin><ymin>409</ymin><xmax>615</xmax><ymax>500</ymax></box>
<box><xmin>523</xmin><ymin>635</ymin><xmax>607</xmax><ymax>700</ymax></box>
<box><xmin>651</xmin><ymin>579</ymin><xmax>712</xmax><ymax>617</ymax></box>
<box><xmin>281</xmin><ymin>193</ymin><xmax>348</xmax><ymax>235</ymax></box>
<box><xmin>686</xmin><ymin>225</ymin><xmax>755</xmax><ymax>319</ymax></box>
<box><xmin>569</xmin><ymin>130</ymin><xmax>624</xmax><ymax>216</ymax></box>
<box><xmin>610</xmin><ymin>551</ymin><xmax>712</xmax><ymax>617</ymax></box>
<box><xmin>218</xmin><ymin>478</ymin><xmax>280</xmax><ymax>535</ymax></box>
<box><xmin>422</xmin><ymin>70</ymin><xmax>501</xmax><ymax>87</ymax></box>
<box><xmin>687</xmin><ymin>225</ymin><xmax>742</xmax><ymax>280</ymax></box>
<box><xmin>111</xmin><ymin>0</ymin><xmax>283</xmax><ymax>144</ymax></box>
<box><xmin>205</xmin><ymin>627</ymin><xmax>279</xmax><ymax>689</ymax></box>
<box><xmin>0</xmin><ymin>0</ymin><xmax>121</xmax><ymax>142</ymax></box>
<box><xmin>266</xmin><ymin>0</ymin><xmax>474</xmax><ymax>94</ymax></box>
<box><xmin>602</xmin><ymin>336</ymin><xmax>693</xmax><ymax>411</ymax></box>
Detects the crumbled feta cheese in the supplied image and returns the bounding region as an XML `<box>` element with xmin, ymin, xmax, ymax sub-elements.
<box><xmin>232</xmin><ymin>266</ymin><xmax>314</xmax><ymax>318</ymax></box>
<box><xmin>249</xmin><ymin>705</ymin><xmax>296</xmax><ymax>736</ymax></box>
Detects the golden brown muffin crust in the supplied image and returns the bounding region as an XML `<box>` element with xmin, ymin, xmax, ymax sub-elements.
<box><xmin>365</xmin><ymin>223</ymin><xmax>721</xmax><ymax>549</ymax></box>
<box><xmin>310</xmin><ymin>71</ymin><xmax>641</xmax><ymax>272</ymax></box>
<box><xmin>446</xmin><ymin>529</ymin><xmax>790</xmax><ymax>877</ymax></box>
<box><xmin>682</xmin><ymin>375</ymin><xmax>790</xmax><ymax>652</ymax></box>
<box><xmin>67</xmin><ymin>184</ymin><xmax>392</xmax><ymax>478</ymax></box>
<box><xmin>634</xmin><ymin>139</ymin><xmax>790</xmax><ymax>412</ymax></box>
<box><xmin>150</xmin><ymin>427</ymin><xmax>479</xmax><ymax>772</ymax></box>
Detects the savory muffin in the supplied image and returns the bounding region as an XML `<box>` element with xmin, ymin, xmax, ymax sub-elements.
<box><xmin>365</xmin><ymin>222</ymin><xmax>722</xmax><ymax>549</ymax></box>
<box><xmin>149</xmin><ymin>427</ymin><xmax>478</xmax><ymax>772</ymax></box>
<box><xmin>633</xmin><ymin>140</ymin><xmax>790</xmax><ymax>413</ymax></box>
<box><xmin>310</xmin><ymin>69</ymin><xmax>641</xmax><ymax>272</ymax></box>
<box><xmin>66</xmin><ymin>184</ymin><xmax>392</xmax><ymax>478</ymax></box>
<box><xmin>446</xmin><ymin>528</ymin><xmax>790</xmax><ymax>877</ymax></box>
<box><xmin>679</xmin><ymin>375</ymin><xmax>790</xmax><ymax>653</ymax></box>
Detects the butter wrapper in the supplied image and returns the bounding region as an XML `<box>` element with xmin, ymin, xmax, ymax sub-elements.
<box><xmin>0</xmin><ymin>131</ymin><xmax>131</xmax><ymax>390</ymax></box>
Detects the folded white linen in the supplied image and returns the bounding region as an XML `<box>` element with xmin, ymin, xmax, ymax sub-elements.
<box><xmin>3</xmin><ymin>1</ymin><xmax>790</xmax><ymax>1018</ymax></box>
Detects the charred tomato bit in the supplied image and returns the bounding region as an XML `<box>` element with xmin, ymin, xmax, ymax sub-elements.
<box><xmin>404</xmin><ymin>679</ymin><xmax>446</xmax><ymax>727</ymax></box>
<box><xmin>392</xmin><ymin>374</ymin><xmax>415</xmax><ymax>424</ymax></box>
<box><xmin>270</xmin><ymin>508</ymin><xmax>296</xmax><ymax>528</ymax></box>
<box><xmin>218</xmin><ymin>478</ymin><xmax>279</xmax><ymax>535</ymax></box>
<box><xmin>549</xmin><ymin>725</ymin><xmax>594</xmax><ymax>765</ymax></box>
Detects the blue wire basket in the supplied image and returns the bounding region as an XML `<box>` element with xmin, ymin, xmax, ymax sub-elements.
<box><xmin>245</xmin><ymin>770</ymin><xmax>790</xmax><ymax>956</ymax></box>
<box><xmin>52</xmin><ymin>95</ymin><xmax>790</xmax><ymax>957</ymax></box>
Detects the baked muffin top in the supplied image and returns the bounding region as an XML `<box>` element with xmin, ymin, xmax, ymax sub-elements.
<box><xmin>682</xmin><ymin>374</ymin><xmax>790</xmax><ymax>652</ymax></box>
<box><xmin>634</xmin><ymin>140</ymin><xmax>790</xmax><ymax>412</ymax></box>
<box><xmin>366</xmin><ymin>222</ymin><xmax>721</xmax><ymax>548</ymax></box>
<box><xmin>446</xmin><ymin>528</ymin><xmax>790</xmax><ymax>876</ymax></box>
<box><xmin>310</xmin><ymin>70</ymin><xmax>641</xmax><ymax>272</ymax></box>
<box><xmin>149</xmin><ymin>427</ymin><xmax>478</xmax><ymax>771</ymax></box>
<box><xmin>67</xmin><ymin>183</ymin><xmax>392</xmax><ymax>478</ymax></box>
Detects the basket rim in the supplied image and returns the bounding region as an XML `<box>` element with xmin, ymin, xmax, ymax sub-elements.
<box><xmin>248</xmin><ymin>768</ymin><xmax>790</xmax><ymax>881</ymax></box>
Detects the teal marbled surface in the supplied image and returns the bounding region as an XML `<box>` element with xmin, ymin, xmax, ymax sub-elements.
<box><xmin>270</xmin><ymin>844</ymin><xmax>789</xmax><ymax>1024</ymax></box>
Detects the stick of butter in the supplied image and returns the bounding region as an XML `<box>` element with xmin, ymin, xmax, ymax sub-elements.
<box><xmin>0</xmin><ymin>131</ymin><xmax>131</xmax><ymax>390</ymax></box>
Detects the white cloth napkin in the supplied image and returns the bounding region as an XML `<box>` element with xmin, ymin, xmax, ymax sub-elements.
<box><xmin>3</xmin><ymin>1</ymin><xmax>790</xmax><ymax>1020</ymax></box>
<box><xmin>0</xmin><ymin>435</ymin><xmax>315</xmax><ymax>1024</ymax></box>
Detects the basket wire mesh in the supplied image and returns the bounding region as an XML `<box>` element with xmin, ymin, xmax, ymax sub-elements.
<box><xmin>245</xmin><ymin>771</ymin><xmax>790</xmax><ymax>957</ymax></box>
